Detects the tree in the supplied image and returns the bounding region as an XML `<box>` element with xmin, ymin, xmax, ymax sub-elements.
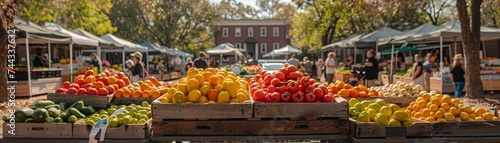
<box><xmin>456</xmin><ymin>0</ymin><xmax>483</xmax><ymax>98</ymax></box>
<box><xmin>0</xmin><ymin>0</ymin><xmax>20</xmax><ymax>103</ymax></box>
<box><xmin>420</xmin><ymin>0</ymin><xmax>454</xmax><ymax>25</ymax></box>
<box><xmin>257</xmin><ymin>0</ymin><xmax>296</xmax><ymax>19</ymax></box>
<box><xmin>481</xmin><ymin>0</ymin><xmax>500</xmax><ymax>28</ymax></box>
<box><xmin>217</xmin><ymin>0</ymin><xmax>259</xmax><ymax>19</ymax></box>
<box><xmin>18</xmin><ymin>0</ymin><xmax>116</xmax><ymax>36</ymax></box>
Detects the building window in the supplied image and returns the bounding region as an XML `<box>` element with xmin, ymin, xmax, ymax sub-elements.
<box><xmin>273</xmin><ymin>43</ymin><xmax>279</xmax><ymax>50</ymax></box>
<box><xmin>248</xmin><ymin>27</ymin><xmax>253</xmax><ymax>37</ymax></box>
<box><xmin>273</xmin><ymin>27</ymin><xmax>279</xmax><ymax>37</ymax></box>
<box><xmin>260</xmin><ymin>27</ymin><xmax>266</xmax><ymax>37</ymax></box>
<box><xmin>222</xmin><ymin>27</ymin><xmax>228</xmax><ymax>37</ymax></box>
<box><xmin>235</xmin><ymin>43</ymin><xmax>241</xmax><ymax>49</ymax></box>
<box><xmin>261</xmin><ymin>43</ymin><xmax>267</xmax><ymax>53</ymax></box>
<box><xmin>235</xmin><ymin>27</ymin><xmax>241</xmax><ymax>37</ymax></box>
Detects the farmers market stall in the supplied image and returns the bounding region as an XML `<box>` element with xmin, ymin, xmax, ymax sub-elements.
<box><xmin>12</xmin><ymin>18</ymin><xmax>72</xmax><ymax>97</ymax></box>
<box><xmin>206</xmin><ymin>43</ymin><xmax>244</xmax><ymax>66</ymax></box>
<box><xmin>262</xmin><ymin>45</ymin><xmax>301</xmax><ymax>59</ymax></box>
<box><xmin>139</xmin><ymin>42</ymin><xmax>169</xmax><ymax>80</ymax></box>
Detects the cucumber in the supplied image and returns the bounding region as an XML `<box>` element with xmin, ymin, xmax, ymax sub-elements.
<box><xmin>54</xmin><ymin>117</ymin><xmax>63</xmax><ymax>123</ymax></box>
<box><xmin>48</xmin><ymin>107</ymin><xmax>60</xmax><ymax>118</ymax></box>
<box><xmin>81</xmin><ymin>106</ymin><xmax>95</xmax><ymax>115</ymax></box>
<box><xmin>44</xmin><ymin>104</ymin><xmax>60</xmax><ymax>110</ymax></box>
<box><xmin>25</xmin><ymin>118</ymin><xmax>34</xmax><ymax>123</ymax></box>
<box><xmin>14</xmin><ymin>108</ymin><xmax>34</xmax><ymax>123</ymax></box>
<box><xmin>68</xmin><ymin>108</ymin><xmax>86</xmax><ymax>118</ymax></box>
<box><xmin>66</xmin><ymin>101</ymin><xmax>84</xmax><ymax>112</ymax></box>
<box><xmin>59</xmin><ymin>102</ymin><xmax>66</xmax><ymax>111</ymax></box>
<box><xmin>32</xmin><ymin>108</ymin><xmax>49</xmax><ymax>123</ymax></box>
<box><xmin>35</xmin><ymin>100</ymin><xmax>55</xmax><ymax>108</ymax></box>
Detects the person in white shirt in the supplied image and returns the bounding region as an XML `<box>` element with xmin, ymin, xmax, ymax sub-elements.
<box><xmin>287</xmin><ymin>54</ymin><xmax>300</xmax><ymax>68</ymax></box>
<box><xmin>324</xmin><ymin>52</ymin><xmax>339</xmax><ymax>84</ymax></box>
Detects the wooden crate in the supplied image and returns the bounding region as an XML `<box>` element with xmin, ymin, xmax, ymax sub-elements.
<box><xmin>350</xmin><ymin>136</ymin><xmax>500</xmax><ymax>143</ymax></box>
<box><xmin>253</xmin><ymin>97</ymin><xmax>348</xmax><ymax>119</ymax></box>
<box><xmin>392</xmin><ymin>75</ymin><xmax>403</xmax><ymax>83</ymax></box>
<box><xmin>150</xmin><ymin>135</ymin><xmax>347</xmax><ymax>143</ymax></box>
<box><xmin>335</xmin><ymin>72</ymin><xmax>353</xmax><ymax>82</ymax></box>
<box><xmin>0</xmin><ymin>138</ymin><xmax>150</xmax><ymax>143</ymax></box>
<box><xmin>151</xmin><ymin>100</ymin><xmax>253</xmax><ymax>119</ymax></box>
<box><xmin>430</xmin><ymin>77</ymin><xmax>454</xmax><ymax>93</ymax></box>
<box><xmin>2</xmin><ymin>122</ymin><xmax>73</xmax><ymax>138</ymax></box>
<box><xmin>73</xmin><ymin>119</ymin><xmax>152</xmax><ymax>139</ymax></box>
<box><xmin>402</xmin><ymin>76</ymin><xmax>413</xmax><ymax>84</ymax></box>
<box><xmin>111</xmin><ymin>97</ymin><xmax>157</xmax><ymax>105</ymax></box>
<box><xmin>432</xmin><ymin>121</ymin><xmax>500</xmax><ymax>137</ymax></box>
<box><xmin>381</xmin><ymin>74</ymin><xmax>390</xmax><ymax>85</ymax></box>
<box><xmin>483</xmin><ymin>79</ymin><xmax>500</xmax><ymax>91</ymax></box>
<box><xmin>349</xmin><ymin>118</ymin><xmax>432</xmax><ymax>139</ymax></box>
<box><xmin>47</xmin><ymin>93</ymin><xmax>114</xmax><ymax>109</ymax></box>
<box><xmin>153</xmin><ymin>118</ymin><xmax>348</xmax><ymax>136</ymax></box>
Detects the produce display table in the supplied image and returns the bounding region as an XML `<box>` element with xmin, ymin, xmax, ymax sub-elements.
<box><xmin>429</xmin><ymin>77</ymin><xmax>454</xmax><ymax>93</ymax></box>
<box><xmin>349</xmin><ymin>136</ymin><xmax>500</xmax><ymax>143</ymax></box>
<box><xmin>151</xmin><ymin>135</ymin><xmax>347</xmax><ymax>143</ymax></box>
<box><xmin>12</xmin><ymin>77</ymin><xmax>62</xmax><ymax>97</ymax></box>
<box><xmin>335</xmin><ymin>72</ymin><xmax>353</xmax><ymax>82</ymax></box>
<box><xmin>0</xmin><ymin>138</ymin><xmax>150</xmax><ymax>143</ymax></box>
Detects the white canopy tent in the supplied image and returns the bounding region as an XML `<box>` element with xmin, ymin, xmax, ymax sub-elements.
<box><xmin>43</xmin><ymin>23</ymin><xmax>99</xmax><ymax>82</ymax></box>
<box><xmin>206</xmin><ymin>43</ymin><xmax>243</xmax><ymax>66</ymax></box>
<box><xmin>100</xmin><ymin>34</ymin><xmax>148</xmax><ymax>71</ymax></box>
<box><xmin>263</xmin><ymin>45</ymin><xmax>301</xmax><ymax>59</ymax></box>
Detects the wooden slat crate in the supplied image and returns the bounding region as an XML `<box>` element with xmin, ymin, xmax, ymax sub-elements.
<box><xmin>349</xmin><ymin>118</ymin><xmax>432</xmax><ymax>139</ymax></box>
<box><xmin>0</xmin><ymin>138</ymin><xmax>151</xmax><ymax>143</ymax></box>
<box><xmin>2</xmin><ymin>122</ymin><xmax>73</xmax><ymax>138</ymax></box>
<box><xmin>392</xmin><ymin>75</ymin><xmax>403</xmax><ymax>83</ymax></box>
<box><xmin>72</xmin><ymin>119</ymin><xmax>152</xmax><ymax>139</ymax></box>
<box><xmin>111</xmin><ymin>97</ymin><xmax>157</xmax><ymax>105</ymax></box>
<box><xmin>483</xmin><ymin>79</ymin><xmax>500</xmax><ymax>91</ymax></box>
<box><xmin>381</xmin><ymin>74</ymin><xmax>390</xmax><ymax>85</ymax></box>
<box><xmin>253</xmin><ymin>97</ymin><xmax>348</xmax><ymax>119</ymax></box>
<box><xmin>349</xmin><ymin>136</ymin><xmax>500</xmax><ymax>143</ymax></box>
<box><xmin>152</xmin><ymin>119</ymin><xmax>250</xmax><ymax>136</ymax></box>
<box><xmin>335</xmin><ymin>72</ymin><xmax>353</xmax><ymax>82</ymax></box>
<box><xmin>432</xmin><ymin>121</ymin><xmax>500</xmax><ymax>137</ymax></box>
<box><xmin>430</xmin><ymin>77</ymin><xmax>454</xmax><ymax>93</ymax></box>
<box><xmin>150</xmin><ymin>135</ymin><xmax>347</xmax><ymax>143</ymax></box>
<box><xmin>47</xmin><ymin>93</ymin><xmax>114</xmax><ymax>109</ymax></box>
<box><xmin>248</xmin><ymin>119</ymin><xmax>349</xmax><ymax>135</ymax></box>
<box><xmin>151</xmin><ymin>100</ymin><xmax>253</xmax><ymax>119</ymax></box>
<box><xmin>402</xmin><ymin>76</ymin><xmax>413</xmax><ymax>84</ymax></box>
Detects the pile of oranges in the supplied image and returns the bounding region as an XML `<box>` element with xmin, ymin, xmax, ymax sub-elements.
<box><xmin>328</xmin><ymin>80</ymin><xmax>378</xmax><ymax>98</ymax></box>
<box><xmin>114</xmin><ymin>76</ymin><xmax>169</xmax><ymax>99</ymax></box>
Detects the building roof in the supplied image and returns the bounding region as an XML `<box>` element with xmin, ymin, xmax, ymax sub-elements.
<box><xmin>215</xmin><ymin>19</ymin><xmax>287</xmax><ymax>26</ymax></box>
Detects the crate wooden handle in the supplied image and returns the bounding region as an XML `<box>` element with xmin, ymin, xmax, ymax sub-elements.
<box><xmin>31</xmin><ymin>127</ymin><xmax>45</xmax><ymax>131</ymax></box>
<box><xmin>294</xmin><ymin>125</ymin><xmax>309</xmax><ymax>129</ymax></box>
<box><xmin>196</xmin><ymin>125</ymin><xmax>212</xmax><ymax>130</ymax></box>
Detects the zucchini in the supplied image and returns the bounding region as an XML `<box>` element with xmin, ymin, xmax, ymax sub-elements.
<box><xmin>35</xmin><ymin>100</ymin><xmax>55</xmax><ymax>108</ymax></box>
<box><xmin>44</xmin><ymin>104</ymin><xmax>60</xmax><ymax>110</ymax></box>
<box><xmin>66</xmin><ymin>101</ymin><xmax>84</xmax><ymax>112</ymax></box>
<box><xmin>25</xmin><ymin>118</ymin><xmax>34</xmax><ymax>123</ymax></box>
<box><xmin>54</xmin><ymin>117</ymin><xmax>63</xmax><ymax>123</ymax></box>
<box><xmin>14</xmin><ymin>108</ymin><xmax>34</xmax><ymax>123</ymax></box>
<box><xmin>68</xmin><ymin>108</ymin><xmax>86</xmax><ymax>118</ymax></box>
<box><xmin>68</xmin><ymin>115</ymin><xmax>78</xmax><ymax>123</ymax></box>
<box><xmin>46</xmin><ymin>117</ymin><xmax>54</xmax><ymax>123</ymax></box>
<box><xmin>48</xmin><ymin>107</ymin><xmax>60</xmax><ymax>118</ymax></box>
<box><xmin>81</xmin><ymin>106</ymin><xmax>95</xmax><ymax>115</ymax></box>
<box><xmin>60</xmin><ymin>111</ymin><xmax>68</xmax><ymax>121</ymax></box>
<box><xmin>59</xmin><ymin>102</ymin><xmax>66</xmax><ymax>111</ymax></box>
<box><xmin>32</xmin><ymin>108</ymin><xmax>49</xmax><ymax>123</ymax></box>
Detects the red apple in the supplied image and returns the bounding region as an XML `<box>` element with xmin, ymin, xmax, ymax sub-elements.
<box><xmin>87</xmin><ymin>88</ymin><xmax>98</xmax><ymax>95</ymax></box>
<box><xmin>55</xmin><ymin>88</ymin><xmax>67</xmax><ymax>94</ymax></box>
<box><xmin>82</xmin><ymin>83</ymin><xmax>94</xmax><ymax>89</ymax></box>
<box><xmin>100</xmin><ymin>77</ymin><xmax>109</xmax><ymax>85</ymax></box>
<box><xmin>61</xmin><ymin>81</ymin><xmax>71</xmax><ymax>89</ymax></box>
<box><xmin>106</xmin><ymin>86</ymin><xmax>115</xmax><ymax>94</ymax></box>
<box><xmin>98</xmin><ymin>88</ymin><xmax>109</xmax><ymax>96</ymax></box>
<box><xmin>323</xmin><ymin>95</ymin><xmax>334</xmax><ymax>102</ymax></box>
<box><xmin>77</xmin><ymin>88</ymin><xmax>87</xmax><ymax>94</ymax></box>
<box><xmin>67</xmin><ymin>87</ymin><xmax>78</xmax><ymax>94</ymax></box>
<box><xmin>104</xmin><ymin>71</ymin><xmax>111</xmax><ymax>77</ymax></box>
<box><xmin>70</xmin><ymin>83</ymin><xmax>80</xmax><ymax>89</ymax></box>
<box><xmin>84</xmin><ymin>70</ymin><xmax>94</xmax><ymax>77</ymax></box>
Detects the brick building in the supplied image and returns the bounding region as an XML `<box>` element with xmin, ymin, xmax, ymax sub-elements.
<box><xmin>214</xmin><ymin>19</ymin><xmax>291</xmax><ymax>63</ymax></box>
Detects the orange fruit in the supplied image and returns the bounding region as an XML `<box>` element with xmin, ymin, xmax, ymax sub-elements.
<box><xmin>209</xmin><ymin>76</ymin><xmax>219</xmax><ymax>86</ymax></box>
<box><xmin>151</xmin><ymin>90</ymin><xmax>161</xmax><ymax>98</ymax></box>
<box><xmin>358</xmin><ymin>91</ymin><xmax>367</xmax><ymax>97</ymax></box>
<box><xmin>329</xmin><ymin>86</ymin><xmax>339</xmax><ymax>94</ymax></box>
<box><xmin>337</xmin><ymin>89</ymin><xmax>349</xmax><ymax>98</ymax></box>
<box><xmin>358</xmin><ymin>85</ymin><xmax>369</xmax><ymax>92</ymax></box>
<box><xmin>203</xmin><ymin>72</ymin><xmax>212</xmax><ymax>82</ymax></box>
<box><xmin>75</xmin><ymin>79</ymin><xmax>86</xmax><ymax>86</ymax></box>
<box><xmin>123</xmin><ymin>89</ymin><xmax>131</xmax><ymax>98</ymax></box>
<box><xmin>142</xmin><ymin>90</ymin><xmax>151</xmax><ymax>98</ymax></box>
<box><xmin>348</xmin><ymin>89</ymin><xmax>359</xmax><ymax>98</ymax></box>
<box><xmin>112</xmin><ymin>84</ymin><xmax>119</xmax><ymax>91</ymax></box>
<box><xmin>141</xmin><ymin>84</ymin><xmax>152</xmax><ymax>91</ymax></box>
<box><xmin>94</xmin><ymin>82</ymin><xmax>105</xmax><ymax>89</ymax></box>
<box><xmin>207</xmin><ymin>89</ymin><xmax>219</xmax><ymax>101</ymax></box>
<box><xmin>115</xmin><ymin>89</ymin><xmax>123</xmax><ymax>98</ymax></box>
<box><xmin>132</xmin><ymin>90</ymin><xmax>142</xmax><ymax>98</ymax></box>
<box><xmin>343</xmin><ymin>84</ymin><xmax>353</xmax><ymax>89</ymax></box>
<box><xmin>121</xmin><ymin>77</ymin><xmax>130</xmax><ymax>85</ymax></box>
<box><xmin>353</xmin><ymin>87</ymin><xmax>361</xmax><ymax>92</ymax></box>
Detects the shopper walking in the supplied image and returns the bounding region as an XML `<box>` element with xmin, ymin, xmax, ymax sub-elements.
<box><xmin>422</xmin><ymin>53</ymin><xmax>435</xmax><ymax>91</ymax></box>
<box><xmin>325</xmin><ymin>52</ymin><xmax>338</xmax><ymax>84</ymax></box>
<box><xmin>130</xmin><ymin>52</ymin><xmax>144</xmax><ymax>83</ymax></box>
<box><xmin>450</xmin><ymin>54</ymin><xmax>465</xmax><ymax>98</ymax></box>
<box><xmin>287</xmin><ymin>54</ymin><xmax>300</xmax><ymax>68</ymax></box>
<box><xmin>364</xmin><ymin>51</ymin><xmax>379</xmax><ymax>87</ymax></box>
<box><xmin>412</xmin><ymin>54</ymin><xmax>425</xmax><ymax>86</ymax></box>
<box><xmin>194</xmin><ymin>52</ymin><xmax>208</xmax><ymax>69</ymax></box>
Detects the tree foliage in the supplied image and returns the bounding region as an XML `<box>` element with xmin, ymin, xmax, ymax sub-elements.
<box><xmin>0</xmin><ymin>0</ymin><xmax>20</xmax><ymax>102</ymax></box>
<box><xmin>18</xmin><ymin>0</ymin><xmax>116</xmax><ymax>35</ymax></box>
<box><xmin>481</xmin><ymin>0</ymin><xmax>500</xmax><ymax>28</ymax></box>
<box><xmin>419</xmin><ymin>0</ymin><xmax>454</xmax><ymax>25</ymax></box>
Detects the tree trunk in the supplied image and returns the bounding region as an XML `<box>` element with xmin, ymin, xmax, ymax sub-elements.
<box><xmin>456</xmin><ymin>0</ymin><xmax>484</xmax><ymax>98</ymax></box>
<box><xmin>0</xmin><ymin>0</ymin><xmax>20</xmax><ymax>103</ymax></box>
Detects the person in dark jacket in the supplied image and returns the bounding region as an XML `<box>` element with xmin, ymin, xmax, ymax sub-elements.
<box><xmin>194</xmin><ymin>52</ymin><xmax>208</xmax><ymax>69</ymax></box>
<box><xmin>130</xmin><ymin>52</ymin><xmax>144</xmax><ymax>83</ymax></box>
<box><xmin>450</xmin><ymin>54</ymin><xmax>465</xmax><ymax>98</ymax></box>
<box><xmin>364</xmin><ymin>51</ymin><xmax>379</xmax><ymax>87</ymax></box>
